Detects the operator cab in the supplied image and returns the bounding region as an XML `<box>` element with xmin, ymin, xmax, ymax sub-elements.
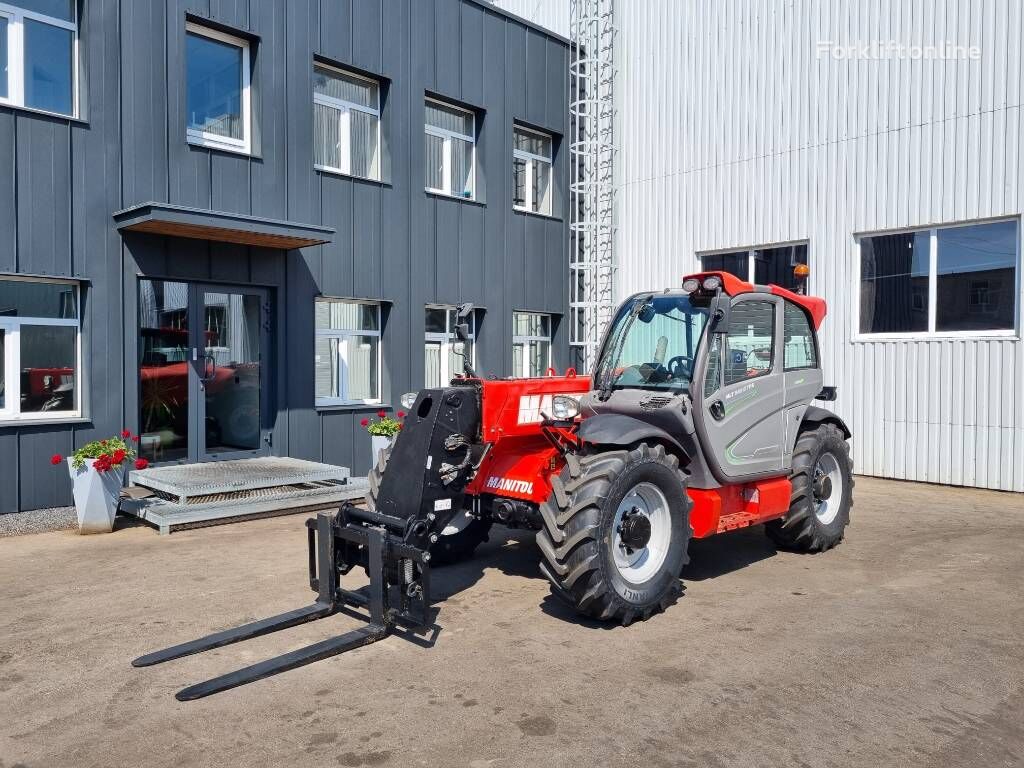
<box><xmin>586</xmin><ymin>270</ymin><xmax>828</xmax><ymax>488</ymax></box>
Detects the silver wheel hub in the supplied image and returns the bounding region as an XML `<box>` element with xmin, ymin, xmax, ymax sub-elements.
<box><xmin>812</xmin><ymin>452</ymin><xmax>844</xmax><ymax>525</ymax></box>
<box><xmin>612</xmin><ymin>482</ymin><xmax>672</xmax><ymax>584</ymax></box>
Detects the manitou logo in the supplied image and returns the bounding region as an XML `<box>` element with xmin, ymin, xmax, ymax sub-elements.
<box><xmin>517</xmin><ymin>393</ymin><xmax>577</xmax><ymax>425</ymax></box>
<box><xmin>485</xmin><ymin>475</ymin><xmax>534</xmax><ymax>495</ymax></box>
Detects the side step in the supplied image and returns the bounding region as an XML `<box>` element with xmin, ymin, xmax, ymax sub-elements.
<box><xmin>132</xmin><ymin>506</ymin><xmax>432</xmax><ymax>700</ymax></box>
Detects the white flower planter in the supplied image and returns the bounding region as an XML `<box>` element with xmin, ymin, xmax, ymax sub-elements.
<box><xmin>68</xmin><ymin>458</ymin><xmax>125</xmax><ymax>534</ymax></box>
<box><xmin>370</xmin><ymin>435</ymin><xmax>392</xmax><ymax>469</ymax></box>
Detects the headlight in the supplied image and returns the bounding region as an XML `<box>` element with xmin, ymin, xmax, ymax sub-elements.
<box><xmin>681</xmin><ymin>277</ymin><xmax>701</xmax><ymax>293</ymax></box>
<box><xmin>702</xmin><ymin>275</ymin><xmax>723</xmax><ymax>291</ymax></box>
<box><xmin>551</xmin><ymin>395</ymin><xmax>581</xmax><ymax>420</ymax></box>
<box><xmin>400</xmin><ymin>392</ymin><xmax>418</xmax><ymax>410</ymax></box>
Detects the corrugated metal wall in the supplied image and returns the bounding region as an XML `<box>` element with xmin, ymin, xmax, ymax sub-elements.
<box><xmin>614</xmin><ymin>0</ymin><xmax>1024</xmax><ymax>491</ymax></box>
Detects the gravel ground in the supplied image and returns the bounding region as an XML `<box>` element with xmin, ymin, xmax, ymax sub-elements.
<box><xmin>0</xmin><ymin>506</ymin><xmax>76</xmax><ymax>537</ymax></box>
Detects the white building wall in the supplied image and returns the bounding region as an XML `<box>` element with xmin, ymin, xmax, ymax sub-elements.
<box><xmin>484</xmin><ymin>0</ymin><xmax>570</xmax><ymax>38</ymax></box>
<box><xmin>614</xmin><ymin>0</ymin><xmax>1024</xmax><ymax>491</ymax></box>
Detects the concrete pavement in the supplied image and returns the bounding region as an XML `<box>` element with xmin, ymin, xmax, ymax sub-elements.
<box><xmin>0</xmin><ymin>476</ymin><xmax>1021</xmax><ymax>767</ymax></box>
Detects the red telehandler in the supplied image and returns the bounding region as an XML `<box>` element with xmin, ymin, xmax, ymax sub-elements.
<box><xmin>134</xmin><ymin>271</ymin><xmax>853</xmax><ymax>699</ymax></box>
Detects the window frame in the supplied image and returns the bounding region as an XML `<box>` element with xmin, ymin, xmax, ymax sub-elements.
<box><xmin>314</xmin><ymin>298</ymin><xmax>382</xmax><ymax>407</ymax></box>
<box><xmin>424</xmin><ymin>96</ymin><xmax>476</xmax><ymax>200</ymax></box>
<box><xmin>423</xmin><ymin>305</ymin><xmax>476</xmax><ymax>387</ymax></box>
<box><xmin>511</xmin><ymin>311</ymin><xmax>553</xmax><ymax>378</ymax></box>
<box><xmin>185</xmin><ymin>21</ymin><xmax>252</xmax><ymax>155</ymax></box>
<box><xmin>512</xmin><ymin>124</ymin><xmax>554</xmax><ymax>215</ymax></box>
<box><xmin>0</xmin><ymin>276</ymin><xmax>82</xmax><ymax>423</ymax></box>
<box><xmin>697</xmin><ymin>241</ymin><xmax>809</xmax><ymax>288</ymax></box>
<box><xmin>0</xmin><ymin>1</ymin><xmax>78</xmax><ymax>119</ymax></box>
<box><xmin>312</xmin><ymin>61</ymin><xmax>382</xmax><ymax>181</ymax></box>
<box><xmin>853</xmin><ymin>218</ymin><xmax>1022</xmax><ymax>341</ymax></box>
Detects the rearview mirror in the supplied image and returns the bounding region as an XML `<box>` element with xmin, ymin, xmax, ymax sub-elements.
<box><xmin>710</xmin><ymin>294</ymin><xmax>732</xmax><ymax>333</ymax></box>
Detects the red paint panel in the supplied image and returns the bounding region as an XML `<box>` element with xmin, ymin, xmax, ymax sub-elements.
<box><xmin>682</xmin><ymin>270</ymin><xmax>828</xmax><ymax>330</ymax></box>
<box><xmin>768</xmin><ymin>285</ymin><xmax>828</xmax><ymax>329</ymax></box>
<box><xmin>688</xmin><ymin>478</ymin><xmax>794</xmax><ymax>538</ymax></box>
<box><xmin>462</xmin><ymin>372</ymin><xmax>592</xmax><ymax>505</ymax></box>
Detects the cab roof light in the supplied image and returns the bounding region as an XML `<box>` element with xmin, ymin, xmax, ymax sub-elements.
<box><xmin>701</xmin><ymin>275</ymin><xmax>723</xmax><ymax>291</ymax></box>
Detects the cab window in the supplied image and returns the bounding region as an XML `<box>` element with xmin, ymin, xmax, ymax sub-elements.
<box><xmin>783</xmin><ymin>302</ymin><xmax>818</xmax><ymax>370</ymax></box>
<box><xmin>724</xmin><ymin>300</ymin><xmax>775</xmax><ymax>386</ymax></box>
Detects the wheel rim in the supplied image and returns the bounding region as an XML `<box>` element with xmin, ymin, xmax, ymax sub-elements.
<box><xmin>812</xmin><ymin>452</ymin><xmax>844</xmax><ymax>525</ymax></box>
<box><xmin>612</xmin><ymin>482</ymin><xmax>672</xmax><ymax>584</ymax></box>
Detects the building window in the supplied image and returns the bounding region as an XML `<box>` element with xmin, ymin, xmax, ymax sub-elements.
<box><xmin>512</xmin><ymin>312</ymin><xmax>551</xmax><ymax>378</ymax></box>
<box><xmin>314</xmin><ymin>300</ymin><xmax>381</xmax><ymax>406</ymax></box>
<box><xmin>858</xmin><ymin>219</ymin><xmax>1019</xmax><ymax>336</ymax></box>
<box><xmin>700</xmin><ymin>244</ymin><xmax>809</xmax><ymax>292</ymax></box>
<box><xmin>0</xmin><ymin>277</ymin><xmax>80</xmax><ymax>421</ymax></box>
<box><xmin>425</xmin><ymin>98</ymin><xmax>475</xmax><ymax>199</ymax></box>
<box><xmin>185</xmin><ymin>22</ymin><xmax>251</xmax><ymax>154</ymax></box>
<box><xmin>513</xmin><ymin>125</ymin><xmax>553</xmax><ymax>215</ymax></box>
<box><xmin>424</xmin><ymin>306</ymin><xmax>475</xmax><ymax>387</ymax></box>
<box><xmin>313</xmin><ymin>63</ymin><xmax>380</xmax><ymax>180</ymax></box>
<box><xmin>0</xmin><ymin>1</ymin><xmax>77</xmax><ymax>117</ymax></box>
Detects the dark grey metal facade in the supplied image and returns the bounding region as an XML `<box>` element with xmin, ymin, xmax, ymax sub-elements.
<box><xmin>0</xmin><ymin>0</ymin><xmax>570</xmax><ymax>514</ymax></box>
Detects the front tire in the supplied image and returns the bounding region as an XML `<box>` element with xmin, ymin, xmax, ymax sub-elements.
<box><xmin>365</xmin><ymin>443</ymin><xmax>491</xmax><ymax>565</ymax></box>
<box><xmin>765</xmin><ymin>424</ymin><xmax>854</xmax><ymax>552</ymax></box>
<box><xmin>536</xmin><ymin>443</ymin><xmax>692</xmax><ymax>625</ymax></box>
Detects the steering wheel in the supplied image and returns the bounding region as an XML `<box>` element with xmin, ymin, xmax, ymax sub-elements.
<box><xmin>665</xmin><ymin>355</ymin><xmax>693</xmax><ymax>380</ymax></box>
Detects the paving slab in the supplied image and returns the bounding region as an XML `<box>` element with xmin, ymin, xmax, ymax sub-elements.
<box><xmin>0</xmin><ymin>477</ymin><xmax>1021</xmax><ymax>768</ymax></box>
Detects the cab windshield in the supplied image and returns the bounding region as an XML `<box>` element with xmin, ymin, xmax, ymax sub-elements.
<box><xmin>595</xmin><ymin>294</ymin><xmax>711</xmax><ymax>393</ymax></box>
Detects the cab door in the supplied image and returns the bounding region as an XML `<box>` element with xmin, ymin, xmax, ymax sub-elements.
<box><xmin>693</xmin><ymin>295</ymin><xmax>786</xmax><ymax>482</ymax></box>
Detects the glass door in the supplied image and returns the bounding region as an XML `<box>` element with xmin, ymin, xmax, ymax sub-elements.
<box><xmin>196</xmin><ymin>285</ymin><xmax>268</xmax><ymax>461</ymax></box>
<box><xmin>138</xmin><ymin>281</ymin><xmax>270</xmax><ymax>464</ymax></box>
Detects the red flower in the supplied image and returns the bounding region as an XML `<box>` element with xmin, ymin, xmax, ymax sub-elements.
<box><xmin>93</xmin><ymin>454</ymin><xmax>112</xmax><ymax>474</ymax></box>
<box><xmin>134</xmin><ymin>458</ymin><xmax>149</xmax><ymax>470</ymax></box>
<box><xmin>50</xmin><ymin>454</ymin><xmax>62</xmax><ymax>466</ymax></box>
<box><xmin>397</xmin><ymin>411</ymin><xmax>406</xmax><ymax>419</ymax></box>
<box><xmin>360</xmin><ymin>418</ymin><xmax>369</xmax><ymax>427</ymax></box>
<box><xmin>132</xmin><ymin>435</ymin><xmax>140</xmax><ymax>443</ymax></box>
<box><xmin>121</xmin><ymin>429</ymin><xmax>131</xmax><ymax>438</ymax></box>
<box><xmin>377</xmin><ymin>409</ymin><xmax>386</xmax><ymax>418</ymax></box>
<box><xmin>112</xmin><ymin>449</ymin><xmax>127</xmax><ymax>464</ymax></box>
<box><xmin>397</xmin><ymin>423</ymin><xmax>404</xmax><ymax>430</ymax></box>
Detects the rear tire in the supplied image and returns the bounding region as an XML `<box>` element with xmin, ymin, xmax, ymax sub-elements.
<box><xmin>765</xmin><ymin>424</ymin><xmax>853</xmax><ymax>552</ymax></box>
<box><xmin>365</xmin><ymin>443</ymin><xmax>491</xmax><ymax>565</ymax></box>
<box><xmin>536</xmin><ymin>443</ymin><xmax>692</xmax><ymax>625</ymax></box>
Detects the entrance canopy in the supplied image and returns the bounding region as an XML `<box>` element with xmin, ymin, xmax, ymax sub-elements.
<box><xmin>114</xmin><ymin>202</ymin><xmax>334</xmax><ymax>249</ymax></box>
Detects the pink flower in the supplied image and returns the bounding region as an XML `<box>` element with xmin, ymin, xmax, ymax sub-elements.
<box><xmin>134</xmin><ymin>458</ymin><xmax>149</xmax><ymax>470</ymax></box>
<box><xmin>50</xmin><ymin>454</ymin><xmax>62</xmax><ymax>466</ymax></box>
